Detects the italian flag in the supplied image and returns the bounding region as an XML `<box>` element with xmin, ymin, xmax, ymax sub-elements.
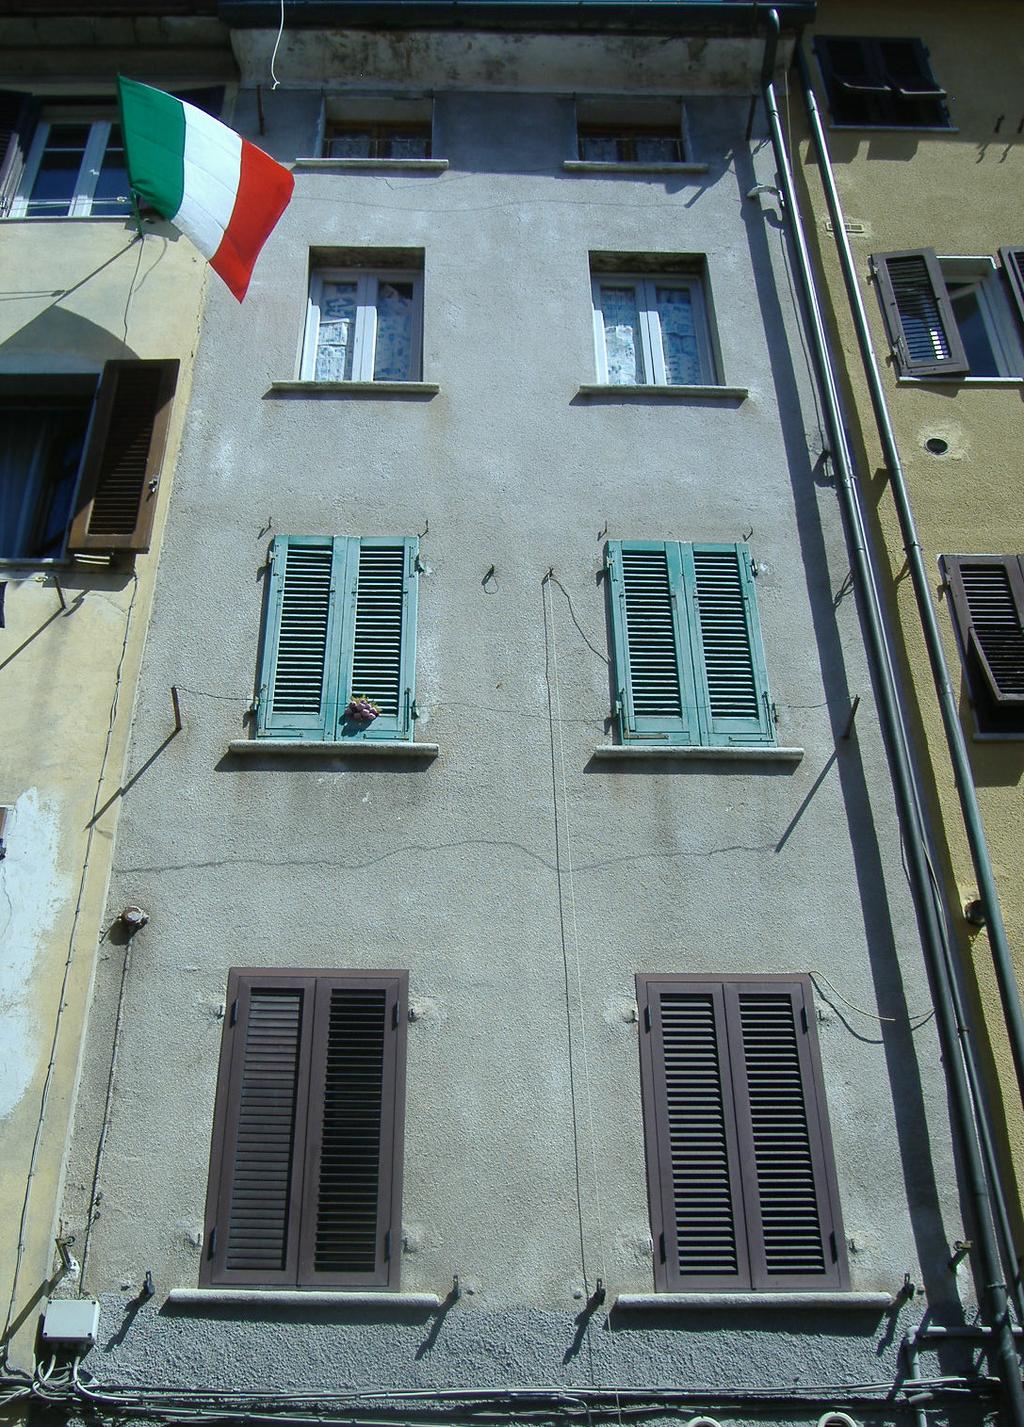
<box><xmin>117</xmin><ymin>78</ymin><xmax>294</xmax><ymax>302</ymax></box>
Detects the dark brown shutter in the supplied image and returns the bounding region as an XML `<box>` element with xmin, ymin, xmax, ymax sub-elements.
<box><xmin>0</xmin><ymin>90</ymin><xmax>38</xmax><ymax>217</ymax></box>
<box><xmin>67</xmin><ymin>358</ymin><xmax>178</xmax><ymax>555</ymax></box>
<box><xmin>946</xmin><ymin>555</ymin><xmax>1024</xmax><ymax>708</ymax></box>
<box><xmin>998</xmin><ymin>248</ymin><xmax>1024</xmax><ymax>334</ymax></box>
<box><xmin>872</xmin><ymin>249</ymin><xmax>969</xmax><ymax>377</ymax></box>
<box><xmin>202</xmin><ymin>974</ymin><xmax>315</xmax><ymax>1286</ymax></box>
<box><xmin>637</xmin><ymin>975</ymin><xmax>847</xmax><ymax>1293</ymax></box>
<box><xmin>299</xmin><ymin>974</ymin><xmax>407</xmax><ymax>1287</ymax></box>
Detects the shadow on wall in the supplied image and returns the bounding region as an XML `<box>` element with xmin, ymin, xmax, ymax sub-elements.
<box><xmin>0</xmin><ymin>306</ymin><xmax>137</xmax><ymax>369</ymax></box>
<box><xmin>734</xmin><ymin>132</ymin><xmax>962</xmax><ymax>1325</ymax></box>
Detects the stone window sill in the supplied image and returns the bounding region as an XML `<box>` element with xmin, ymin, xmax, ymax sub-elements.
<box><xmin>592</xmin><ymin>744</ymin><xmax>803</xmax><ymax>764</ymax></box>
<box><xmin>614</xmin><ymin>1291</ymin><xmax>893</xmax><ymax>1311</ymax></box>
<box><xmin>267</xmin><ymin>381</ymin><xmax>439</xmax><ymax>397</ymax></box>
<box><xmin>576</xmin><ymin>384</ymin><xmax>748</xmax><ymax>402</ymax></box>
<box><xmin>229</xmin><ymin>739</ymin><xmax>438</xmax><ymax>758</ymax></box>
<box><xmin>563</xmin><ymin>160</ymin><xmax>709</xmax><ymax>175</ymax></box>
<box><xmin>896</xmin><ymin>376</ymin><xmax>1023</xmax><ymax>388</ymax></box>
<box><xmin>167</xmin><ymin>1289</ymin><xmax>441</xmax><ymax>1310</ymax></box>
<box><xmin>293</xmin><ymin>157</ymin><xmax>449</xmax><ymax>172</ymax></box>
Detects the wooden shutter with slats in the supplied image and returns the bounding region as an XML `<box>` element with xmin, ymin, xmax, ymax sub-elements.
<box><xmin>945</xmin><ymin>555</ymin><xmax>1024</xmax><ymax>716</ymax></box>
<box><xmin>637</xmin><ymin>975</ymin><xmax>847</xmax><ymax>1293</ymax></box>
<box><xmin>998</xmin><ymin>248</ymin><xmax>1024</xmax><ymax>335</ymax></box>
<box><xmin>872</xmin><ymin>250</ymin><xmax>968</xmax><ymax>377</ymax></box>
<box><xmin>688</xmin><ymin>543</ymin><xmax>773</xmax><ymax>745</ymax></box>
<box><xmin>203</xmin><ymin>970</ymin><xmax>407</xmax><ymax>1289</ymax></box>
<box><xmin>339</xmin><ymin>538</ymin><xmax>418</xmax><ymax>741</ymax></box>
<box><xmin>66</xmin><ymin>359</ymin><xmax>179</xmax><ymax>554</ymax></box>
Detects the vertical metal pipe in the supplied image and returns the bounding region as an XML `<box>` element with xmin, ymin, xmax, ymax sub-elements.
<box><xmin>794</xmin><ymin>39</ymin><xmax>1024</xmax><ymax>1125</ymax></box>
<box><xmin>758</xmin><ymin>12</ymin><xmax>1024</xmax><ymax>1422</ymax></box>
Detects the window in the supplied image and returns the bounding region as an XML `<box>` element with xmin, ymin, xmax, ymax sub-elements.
<box><xmin>592</xmin><ymin>272</ymin><xmax>715</xmax><ymax>386</ymax></box>
<box><xmin>202</xmin><ymin>969</ymin><xmax>408</xmax><ymax>1289</ymax></box>
<box><xmin>0</xmin><ymin>361</ymin><xmax>178</xmax><ymax>561</ymax></box>
<box><xmin>302</xmin><ymin>268</ymin><xmax>424</xmax><ymax>383</ymax></box>
<box><xmin>605</xmin><ymin>541</ymin><xmax>774</xmax><ymax>747</ymax></box>
<box><xmin>325</xmin><ymin>122</ymin><xmax>431</xmax><ymax>160</ymax></box>
<box><xmin>636</xmin><ymin>974</ymin><xmax>847</xmax><ymax>1292</ymax></box>
<box><xmin>943</xmin><ymin>555</ymin><xmax>1024</xmax><ymax>736</ymax></box>
<box><xmin>574</xmin><ymin>96</ymin><xmax>687</xmax><ymax>165</ymax></box>
<box><xmin>872</xmin><ymin>249</ymin><xmax>1024</xmax><ymax>378</ymax></box>
<box><xmin>256</xmin><ymin>535</ymin><xmax>419</xmax><ymax>743</ymax></box>
<box><xmin>815</xmin><ymin>36</ymin><xmax>950</xmax><ymax>129</ymax></box>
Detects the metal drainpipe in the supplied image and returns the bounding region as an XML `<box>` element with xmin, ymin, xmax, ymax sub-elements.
<box><xmin>758</xmin><ymin>10</ymin><xmax>1024</xmax><ymax>1422</ymax></box>
<box><xmin>793</xmin><ymin>35</ymin><xmax>1024</xmax><ymax>1139</ymax></box>
<box><xmin>794</xmin><ymin>40</ymin><xmax>1024</xmax><ymax>1325</ymax></box>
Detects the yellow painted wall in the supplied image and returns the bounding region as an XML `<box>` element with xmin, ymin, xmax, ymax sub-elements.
<box><xmin>796</xmin><ymin>0</ymin><xmax>1024</xmax><ymax>1224</ymax></box>
<box><xmin>0</xmin><ymin>219</ymin><xmax>207</xmax><ymax>1371</ymax></box>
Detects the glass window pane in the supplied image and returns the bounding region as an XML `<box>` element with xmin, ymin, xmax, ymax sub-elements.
<box><xmin>327</xmin><ymin>131</ymin><xmax>372</xmax><ymax>158</ymax></box>
<box><xmin>27</xmin><ymin>126</ymin><xmax>89</xmax><ymax>216</ymax></box>
<box><xmin>0</xmin><ymin>404</ymin><xmax>89</xmax><ymax>559</ymax></box>
<box><xmin>373</xmin><ymin>281</ymin><xmax>415</xmax><ymax>381</ymax></box>
<box><xmin>950</xmin><ymin>286</ymin><xmax>999</xmax><ymax>376</ymax></box>
<box><xmin>654</xmin><ymin>285</ymin><xmax>703</xmax><ymax>384</ymax></box>
<box><xmin>90</xmin><ymin>126</ymin><xmax>129</xmax><ymax>216</ymax></box>
<box><xmin>315</xmin><ymin>282</ymin><xmax>359</xmax><ymax>380</ymax></box>
<box><xmin>635</xmin><ymin>136</ymin><xmax>679</xmax><ymax>164</ymax></box>
<box><xmin>600</xmin><ymin>285</ymin><xmax>645</xmax><ymax>384</ymax></box>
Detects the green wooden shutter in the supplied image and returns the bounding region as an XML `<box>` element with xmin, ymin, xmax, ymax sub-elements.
<box><xmin>256</xmin><ymin>535</ymin><xmax>349</xmax><ymax>740</ymax></box>
<box><xmin>686</xmin><ymin>543</ymin><xmax>774</xmax><ymax>745</ymax></box>
<box><xmin>605</xmin><ymin>540</ymin><xmax>698</xmax><ymax>745</ymax></box>
<box><xmin>336</xmin><ymin>537</ymin><xmax>419</xmax><ymax>741</ymax></box>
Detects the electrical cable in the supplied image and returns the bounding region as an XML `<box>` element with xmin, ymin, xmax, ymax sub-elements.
<box><xmin>269</xmin><ymin>0</ymin><xmax>285</xmax><ymax>90</ymax></box>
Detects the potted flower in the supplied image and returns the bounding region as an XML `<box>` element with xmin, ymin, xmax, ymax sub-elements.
<box><xmin>346</xmin><ymin>695</ymin><xmax>381</xmax><ymax>724</ymax></box>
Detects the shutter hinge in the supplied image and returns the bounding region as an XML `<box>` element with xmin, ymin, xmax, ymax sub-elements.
<box><xmin>384</xmin><ymin>1229</ymin><xmax>392</xmax><ymax>1261</ymax></box>
<box><xmin>148</xmin><ymin>477</ymin><xmax>160</xmax><ymax>496</ymax></box>
<box><xmin>643</xmin><ymin>1004</ymin><xmax>651</xmax><ymax>1032</ymax></box>
<box><xmin>208</xmin><ymin>1226</ymin><xmax>217</xmax><ymax>1259</ymax></box>
<box><xmin>410</xmin><ymin>696</ymin><xmax>419</xmax><ymax>721</ymax></box>
<box><xmin>230</xmin><ymin>999</ymin><xmax>238</xmax><ymax>1026</ymax></box>
<box><xmin>413</xmin><ymin>553</ymin><xmax>425</xmax><ymax>574</ymax></box>
<box><xmin>801</xmin><ymin>1005</ymin><xmax>809</xmax><ymax>1032</ymax></box>
<box><xmin>393</xmin><ymin>1000</ymin><xmax>401</xmax><ymax>1029</ymax></box>
<box><xmin>829</xmin><ymin>1230</ymin><xmax>838</xmax><ymax>1263</ymax></box>
<box><xmin>658</xmin><ymin>1231</ymin><xmax>666</xmax><ymax>1263</ymax></box>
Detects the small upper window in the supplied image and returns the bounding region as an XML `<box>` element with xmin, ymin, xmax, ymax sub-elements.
<box><xmin>325</xmin><ymin>122</ymin><xmax>431</xmax><ymax>160</ymax></box>
<box><xmin>591</xmin><ymin>267</ymin><xmax>716</xmax><ymax>387</ymax></box>
<box><xmin>12</xmin><ymin>111</ymin><xmax>128</xmax><ymax>218</ymax></box>
<box><xmin>302</xmin><ymin>263</ymin><xmax>424</xmax><ymax>383</ymax></box>
<box><xmin>815</xmin><ymin>36</ymin><xmax>950</xmax><ymax>129</ymax></box>
<box><xmin>575</xmin><ymin>97</ymin><xmax>688</xmax><ymax>165</ymax></box>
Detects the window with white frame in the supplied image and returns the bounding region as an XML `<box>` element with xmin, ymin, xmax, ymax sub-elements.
<box><xmin>591</xmin><ymin>271</ymin><xmax>716</xmax><ymax>386</ymax></box>
<box><xmin>942</xmin><ymin>258</ymin><xmax>1024</xmax><ymax>378</ymax></box>
<box><xmin>302</xmin><ymin>269</ymin><xmax>424</xmax><ymax>383</ymax></box>
<box><xmin>12</xmin><ymin>111</ymin><xmax>128</xmax><ymax>218</ymax></box>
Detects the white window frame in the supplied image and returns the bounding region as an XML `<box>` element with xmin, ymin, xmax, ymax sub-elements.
<box><xmin>591</xmin><ymin>273</ymin><xmax>716</xmax><ymax>386</ymax></box>
<box><xmin>940</xmin><ymin>256</ymin><xmax>1024</xmax><ymax>379</ymax></box>
<box><xmin>11</xmin><ymin>117</ymin><xmax>125</xmax><ymax>219</ymax></box>
<box><xmin>301</xmin><ymin>269</ymin><xmax>424</xmax><ymax>383</ymax></box>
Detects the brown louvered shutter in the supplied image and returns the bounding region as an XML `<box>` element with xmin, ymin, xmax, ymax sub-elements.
<box><xmin>202</xmin><ymin>974</ymin><xmax>315</xmax><ymax>1286</ymax></box>
<box><xmin>945</xmin><ymin>555</ymin><xmax>1024</xmax><ymax>710</ymax></box>
<box><xmin>998</xmin><ymin>248</ymin><xmax>1024</xmax><ymax>334</ymax></box>
<box><xmin>872</xmin><ymin>249</ymin><xmax>968</xmax><ymax>377</ymax></box>
<box><xmin>637</xmin><ymin>975</ymin><xmax>847</xmax><ymax>1293</ymax></box>
<box><xmin>67</xmin><ymin>359</ymin><xmax>178</xmax><ymax>555</ymax></box>
<box><xmin>299</xmin><ymin>974</ymin><xmax>407</xmax><ymax>1286</ymax></box>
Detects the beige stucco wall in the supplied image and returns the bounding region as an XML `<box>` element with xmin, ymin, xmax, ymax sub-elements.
<box><xmin>0</xmin><ymin>217</ymin><xmax>207</xmax><ymax>1371</ymax></box>
<box><xmin>796</xmin><ymin>0</ymin><xmax>1024</xmax><ymax>1221</ymax></box>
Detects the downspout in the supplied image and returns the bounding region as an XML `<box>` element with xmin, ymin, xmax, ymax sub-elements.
<box><xmin>793</xmin><ymin>40</ymin><xmax>1024</xmax><ymax>1124</ymax></box>
<box><xmin>758</xmin><ymin>10</ymin><xmax>1024</xmax><ymax>1423</ymax></box>
<box><xmin>795</xmin><ymin>40</ymin><xmax>1024</xmax><ymax>1326</ymax></box>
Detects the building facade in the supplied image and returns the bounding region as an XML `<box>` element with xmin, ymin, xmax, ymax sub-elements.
<box><xmin>3</xmin><ymin>2</ymin><xmax>1016</xmax><ymax>1424</ymax></box>
<box><xmin>797</xmin><ymin>0</ymin><xmax>1024</xmax><ymax>1236</ymax></box>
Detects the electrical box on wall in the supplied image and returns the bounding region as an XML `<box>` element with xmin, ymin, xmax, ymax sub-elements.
<box><xmin>41</xmin><ymin>1299</ymin><xmax>99</xmax><ymax>1350</ymax></box>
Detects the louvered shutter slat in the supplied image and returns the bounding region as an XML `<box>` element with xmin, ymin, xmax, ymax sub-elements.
<box><xmin>607</xmin><ymin>542</ymin><xmax>697</xmax><ymax>744</ymax></box>
<box><xmin>874</xmin><ymin>249</ymin><xmax>968</xmax><ymax>377</ymax></box>
<box><xmin>954</xmin><ymin>559</ymin><xmax>1024</xmax><ymax>704</ymax></box>
<box><xmin>689</xmin><ymin>544</ymin><xmax>773</xmax><ymax>744</ymax></box>
<box><xmin>337</xmin><ymin>540</ymin><xmax>417</xmax><ymax>740</ymax></box>
<box><xmin>257</xmin><ymin>537</ymin><xmax>346</xmax><ymax>740</ymax></box>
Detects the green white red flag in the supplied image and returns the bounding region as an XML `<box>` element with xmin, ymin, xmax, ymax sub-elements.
<box><xmin>117</xmin><ymin>77</ymin><xmax>294</xmax><ymax>302</ymax></box>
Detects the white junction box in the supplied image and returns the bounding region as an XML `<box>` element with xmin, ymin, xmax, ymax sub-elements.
<box><xmin>41</xmin><ymin>1299</ymin><xmax>100</xmax><ymax>1350</ymax></box>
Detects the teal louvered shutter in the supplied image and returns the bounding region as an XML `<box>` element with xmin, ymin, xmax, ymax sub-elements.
<box><xmin>336</xmin><ymin>537</ymin><xmax>419</xmax><ymax>741</ymax></box>
<box><xmin>606</xmin><ymin>540</ymin><xmax>699</xmax><ymax>745</ymax></box>
<box><xmin>685</xmin><ymin>543</ymin><xmax>774</xmax><ymax>746</ymax></box>
<box><xmin>256</xmin><ymin>536</ymin><xmax>349</xmax><ymax>739</ymax></box>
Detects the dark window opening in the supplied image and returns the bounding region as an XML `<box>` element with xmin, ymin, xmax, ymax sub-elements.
<box><xmin>325</xmin><ymin>123</ymin><xmax>431</xmax><ymax>160</ymax></box>
<box><xmin>0</xmin><ymin>389</ymin><xmax>92</xmax><ymax>559</ymax></box>
<box><xmin>816</xmin><ymin>36</ymin><xmax>950</xmax><ymax>129</ymax></box>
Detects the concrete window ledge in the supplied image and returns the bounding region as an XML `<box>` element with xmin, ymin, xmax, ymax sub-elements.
<box><xmin>576</xmin><ymin>384</ymin><xmax>748</xmax><ymax>402</ymax></box>
<box><xmin>267</xmin><ymin>381</ymin><xmax>439</xmax><ymax>397</ymax></box>
<box><xmin>293</xmin><ymin>157</ymin><xmax>449</xmax><ymax>172</ymax></box>
<box><xmin>592</xmin><ymin>745</ymin><xmax>804</xmax><ymax>764</ymax></box>
<box><xmin>563</xmin><ymin>160</ymin><xmax>710</xmax><ymax>175</ymax></box>
<box><xmin>166</xmin><ymin>1289</ymin><xmax>441</xmax><ymax>1310</ymax></box>
<box><xmin>614</xmin><ymin>1292</ymin><xmax>894</xmax><ymax>1312</ymax></box>
<box><xmin>229</xmin><ymin>740</ymin><xmax>439</xmax><ymax>759</ymax></box>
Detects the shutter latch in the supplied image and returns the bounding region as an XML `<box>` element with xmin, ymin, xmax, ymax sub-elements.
<box><xmin>148</xmin><ymin>477</ymin><xmax>160</xmax><ymax>495</ymax></box>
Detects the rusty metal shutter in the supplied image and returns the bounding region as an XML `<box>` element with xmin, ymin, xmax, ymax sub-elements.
<box><xmin>67</xmin><ymin>359</ymin><xmax>178</xmax><ymax>555</ymax></box>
